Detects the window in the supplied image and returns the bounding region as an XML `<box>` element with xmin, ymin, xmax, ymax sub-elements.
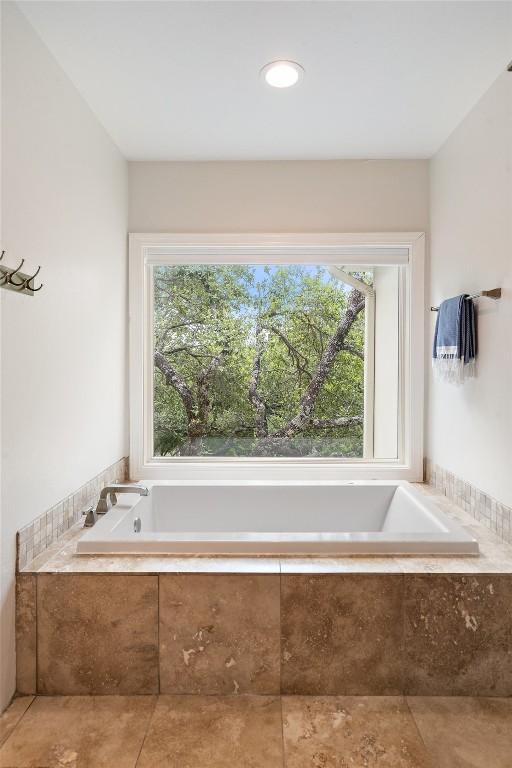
<box><xmin>129</xmin><ymin>234</ymin><xmax>424</xmax><ymax>480</ymax></box>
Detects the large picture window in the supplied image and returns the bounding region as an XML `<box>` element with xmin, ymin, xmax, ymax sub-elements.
<box><xmin>129</xmin><ymin>234</ymin><xmax>424</xmax><ymax>479</ymax></box>
<box><xmin>153</xmin><ymin>264</ymin><xmax>373</xmax><ymax>458</ymax></box>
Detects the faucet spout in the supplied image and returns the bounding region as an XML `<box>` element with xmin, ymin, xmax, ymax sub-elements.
<box><xmin>95</xmin><ymin>483</ymin><xmax>149</xmax><ymax>515</ymax></box>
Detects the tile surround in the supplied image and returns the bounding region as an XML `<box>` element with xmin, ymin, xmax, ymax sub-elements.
<box><xmin>37</xmin><ymin>574</ymin><xmax>159</xmax><ymax>695</ymax></box>
<box><xmin>16</xmin><ymin>457</ymin><xmax>128</xmax><ymax>570</ymax></box>
<box><xmin>14</xmin><ymin>481</ymin><xmax>512</xmax><ymax>698</ymax></box>
<box><xmin>18</xmin><ymin>568</ymin><xmax>512</xmax><ymax>697</ymax></box>
<box><xmin>15</xmin><ymin>574</ymin><xmax>37</xmax><ymax>696</ymax></box>
<box><xmin>425</xmin><ymin>459</ymin><xmax>512</xmax><ymax>544</ymax></box>
<box><xmin>159</xmin><ymin>573</ymin><xmax>281</xmax><ymax>694</ymax></box>
<box><xmin>281</xmin><ymin>574</ymin><xmax>404</xmax><ymax>695</ymax></box>
<box><xmin>404</xmin><ymin>574</ymin><xmax>512</xmax><ymax>696</ymax></box>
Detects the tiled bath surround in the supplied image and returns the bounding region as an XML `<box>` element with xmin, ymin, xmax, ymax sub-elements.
<box><xmin>425</xmin><ymin>459</ymin><xmax>512</xmax><ymax>543</ymax></box>
<box><xmin>16</xmin><ymin>570</ymin><xmax>512</xmax><ymax>697</ymax></box>
<box><xmin>16</xmin><ymin>457</ymin><xmax>128</xmax><ymax>569</ymax></box>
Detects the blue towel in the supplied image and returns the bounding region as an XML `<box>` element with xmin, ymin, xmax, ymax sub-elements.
<box><xmin>432</xmin><ymin>294</ymin><xmax>476</xmax><ymax>383</ymax></box>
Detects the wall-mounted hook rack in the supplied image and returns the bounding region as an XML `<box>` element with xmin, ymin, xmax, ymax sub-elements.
<box><xmin>0</xmin><ymin>250</ymin><xmax>43</xmax><ymax>296</ymax></box>
<box><xmin>430</xmin><ymin>288</ymin><xmax>501</xmax><ymax>311</ymax></box>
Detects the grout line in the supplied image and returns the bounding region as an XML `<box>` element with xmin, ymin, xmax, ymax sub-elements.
<box><xmin>133</xmin><ymin>695</ymin><xmax>159</xmax><ymax>768</ymax></box>
<box><xmin>404</xmin><ymin>696</ymin><xmax>433</xmax><ymax>762</ymax></box>
<box><xmin>157</xmin><ymin>574</ymin><xmax>161</xmax><ymax>695</ymax></box>
<box><xmin>278</xmin><ymin>559</ymin><xmax>282</xmax><ymax>697</ymax></box>
<box><xmin>401</xmin><ymin>572</ymin><xmax>406</xmax><ymax>696</ymax></box>
<box><xmin>35</xmin><ymin>573</ymin><xmax>39</xmax><ymax>696</ymax></box>
<box><xmin>279</xmin><ymin>695</ymin><xmax>287</xmax><ymax>768</ymax></box>
<box><xmin>0</xmin><ymin>694</ymin><xmax>38</xmax><ymax>753</ymax></box>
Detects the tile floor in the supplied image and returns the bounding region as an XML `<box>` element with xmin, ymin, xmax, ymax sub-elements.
<box><xmin>1</xmin><ymin>694</ymin><xmax>512</xmax><ymax>767</ymax></box>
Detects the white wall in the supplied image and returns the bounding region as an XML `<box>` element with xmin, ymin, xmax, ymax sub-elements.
<box><xmin>428</xmin><ymin>71</ymin><xmax>512</xmax><ymax>507</ymax></box>
<box><xmin>0</xmin><ymin>3</ymin><xmax>128</xmax><ymax>710</ymax></box>
<box><xmin>129</xmin><ymin>160</ymin><xmax>429</xmax><ymax>233</ymax></box>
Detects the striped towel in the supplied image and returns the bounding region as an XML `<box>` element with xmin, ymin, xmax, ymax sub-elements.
<box><xmin>432</xmin><ymin>294</ymin><xmax>476</xmax><ymax>383</ymax></box>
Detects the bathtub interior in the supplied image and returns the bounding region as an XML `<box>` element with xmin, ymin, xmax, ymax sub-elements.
<box><xmin>112</xmin><ymin>483</ymin><xmax>445</xmax><ymax>535</ymax></box>
<box><xmin>76</xmin><ymin>481</ymin><xmax>479</xmax><ymax>555</ymax></box>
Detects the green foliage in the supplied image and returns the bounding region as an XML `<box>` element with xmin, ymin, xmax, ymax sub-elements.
<box><xmin>153</xmin><ymin>264</ymin><xmax>367</xmax><ymax>457</ymax></box>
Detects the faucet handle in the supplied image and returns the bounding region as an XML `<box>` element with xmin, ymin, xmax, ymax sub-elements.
<box><xmin>82</xmin><ymin>506</ymin><xmax>97</xmax><ymax>527</ymax></box>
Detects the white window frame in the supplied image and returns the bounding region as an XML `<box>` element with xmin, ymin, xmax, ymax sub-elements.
<box><xmin>129</xmin><ymin>232</ymin><xmax>425</xmax><ymax>481</ymax></box>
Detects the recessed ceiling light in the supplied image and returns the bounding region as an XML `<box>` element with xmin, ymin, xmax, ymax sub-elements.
<box><xmin>261</xmin><ymin>60</ymin><xmax>304</xmax><ymax>88</ymax></box>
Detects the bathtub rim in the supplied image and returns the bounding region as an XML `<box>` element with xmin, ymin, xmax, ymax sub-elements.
<box><xmin>76</xmin><ymin>480</ymin><xmax>479</xmax><ymax>557</ymax></box>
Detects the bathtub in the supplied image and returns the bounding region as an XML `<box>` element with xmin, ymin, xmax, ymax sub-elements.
<box><xmin>77</xmin><ymin>481</ymin><xmax>478</xmax><ymax>556</ymax></box>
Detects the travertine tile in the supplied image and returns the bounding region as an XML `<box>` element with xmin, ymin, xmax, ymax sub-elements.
<box><xmin>0</xmin><ymin>695</ymin><xmax>155</xmax><ymax>768</ymax></box>
<box><xmin>280</xmin><ymin>557</ymin><xmax>402</xmax><ymax>573</ymax></box>
<box><xmin>137</xmin><ymin>695</ymin><xmax>283</xmax><ymax>768</ymax></box>
<box><xmin>159</xmin><ymin>573</ymin><xmax>280</xmax><ymax>694</ymax></box>
<box><xmin>281</xmin><ymin>575</ymin><xmax>404</xmax><ymax>695</ymax></box>
<box><xmin>0</xmin><ymin>697</ymin><xmax>34</xmax><ymax>749</ymax></box>
<box><xmin>404</xmin><ymin>574</ymin><xmax>512</xmax><ymax>695</ymax></box>
<box><xmin>408</xmin><ymin>697</ymin><xmax>512</xmax><ymax>768</ymax></box>
<box><xmin>37</xmin><ymin>574</ymin><xmax>158</xmax><ymax>694</ymax></box>
<box><xmin>282</xmin><ymin>696</ymin><xmax>432</xmax><ymax>767</ymax></box>
<box><xmin>15</xmin><ymin>574</ymin><xmax>37</xmax><ymax>694</ymax></box>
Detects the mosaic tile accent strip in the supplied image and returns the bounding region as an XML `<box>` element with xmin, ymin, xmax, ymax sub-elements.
<box><xmin>16</xmin><ymin>457</ymin><xmax>128</xmax><ymax>570</ymax></box>
<box><xmin>424</xmin><ymin>459</ymin><xmax>512</xmax><ymax>544</ymax></box>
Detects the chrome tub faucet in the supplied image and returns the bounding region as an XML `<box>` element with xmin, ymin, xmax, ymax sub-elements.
<box><xmin>83</xmin><ymin>483</ymin><xmax>149</xmax><ymax>527</ymax></box>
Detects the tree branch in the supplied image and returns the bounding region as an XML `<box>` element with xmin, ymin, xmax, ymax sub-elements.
<box><xmin>266</xmin><ymin>324</ymin><xmax>311</xmax><ymax>381</ymax></box>
<box><xmin>154</xmin><ymin>350</ymin><xmax>196</xmax><ymax>421</ymax></box>
<box><xmin>248</xmin><ymin>328</ymin><xmax>269</xmax><ymax>438</ymax></box>
<box><xmin>309</xmin><ymin>416</ymin><xmax>363</xmax><ymax>429</ymax></box>
<box><xmin>341</xmin><ymin>343</ymin><xmax>364</xmax><ymax>361</ymax></box>
<box><xmin>266</xmin><ymin>289</ymin><xmax>365</xmax><ymax>440</ymax></box>
<box><xmin>197</xmin><ymin>348</ymin><xmax>228</xmax><ymax>426</ymax></box>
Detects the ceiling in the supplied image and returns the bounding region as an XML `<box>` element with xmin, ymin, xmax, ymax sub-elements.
<box><xmin>18</xmin><ymin>1</ymin><xmax>512</xmax><ymax>161</ymax></box>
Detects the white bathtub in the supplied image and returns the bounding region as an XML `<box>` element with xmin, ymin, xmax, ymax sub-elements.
<box><xmin>77</xmin><ymin>481</ymin><xmax>478</xmax><ymax>556</ymax></box>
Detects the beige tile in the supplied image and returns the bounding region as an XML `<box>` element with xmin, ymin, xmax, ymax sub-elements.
<box><xmin>137</xmin><ymin>695</ymin><xmax>283</xmax><ymax>768</ymax></box>
<box><xmin>281</xmin><ymin>575</ymin><xmax>404</xmax><ymax>695</ymax></box>
<box><xmin>0</xmin><ymin>697</ymin><xmax>34</xmax><ymax>749</ymax></box>
<box><xmin>282</xmin><ymin>696</ymin><xmax>432</xmax><ymax>767</ymax></box>
<box><xmin>159</xmin><ymin>573</ymin><xmax>280</xmax><ymax>694</ymax></box>
<box><xmin>280</xmin><ymin>557</ymin><xmax>402</xmax><ymax>574</ymax></box>
<box><xmin>16</xmin><ymin>574</ymin><xmax>37</xmax><ymax>695</ymax></box>
<box><xmin>408</xmin><ymin>697</ymin><xmax>512</xmax><ymax>768</ymax></box>
<box><xmin>0</xmin><ymin>695</ymin><xmax>155</xmax><ymax>768</ymax></box>
<box><xmin>404</xmin><ymin>574</ymin><xmax>512</xmax><ymax>695</ymax></box>
<box><xmin>37</xmin><ymin>574</ymin><xmax>158</xmax><ymax>694</ymax></box>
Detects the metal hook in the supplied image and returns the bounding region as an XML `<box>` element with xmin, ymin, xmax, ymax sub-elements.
<box><xmin>0</xmin><ymin>252</ymin><xmax>43</xmax><ymax>295</ymax></box>
<box><xmin>0</xmin><ymin>252</ymin><xmax>8</xmax><ymax>284</ymax></box>
<box><xmin>8</xmin><ymin>258</ymin><xmax>26</xmax><ymax>287</ymax></box>
<box><xmin>17</xmin><ymin>265</ymin><xmax>42</xmax><ymax>292</ymax></box>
